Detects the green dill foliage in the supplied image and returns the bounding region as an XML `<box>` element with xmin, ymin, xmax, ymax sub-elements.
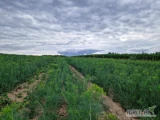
<box><xmin>28</xmin><ymin>78</ymin><xmax>35</xmax><ymax>84</ymax></box>
<box><xmin>0</xmin><ymin>94</ymin><xmax>11</xmax><ymax>109</ymax></box>
<box><xmin>0</xmin><ymin>54</ymin><xmax>54</xmax><ymax>94</ymax></box>
<box><xmin>67</xmin><ymin>57</ymin><xmax>160</xmax><ymax>119</ymax></box>
<box><xmin>41</xmin><ymin>74</ymin><xmax>47</xmax><ymax>81</ymax></box>
<box><xmin>16</xmin><ymin>92</ymin><xmax>23</xmax><ymax>98</ymax></box>
<box><xmin>1</xmin><ymin>54</ymin><xmax>159</xmax><ymax>119</ymax></box>
<box><xmin>0</xmin><ymin>57</ymin><xmax>108</xmax><ymax>120</ymax></box>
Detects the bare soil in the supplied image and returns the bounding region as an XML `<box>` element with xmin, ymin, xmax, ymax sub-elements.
<box><xmin>57</xmin><ymin>104</ymin><xmax>68</xmax><ymax>120</ymax></box>
<box><xmin>7</xmin><ymin>73</ymin><xmax>44</xmax><ymax>102</ymax></box>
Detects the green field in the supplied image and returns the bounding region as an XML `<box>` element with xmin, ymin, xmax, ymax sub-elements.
<box><xmin>67</xmin><ymin>57</ymin><xmax>160</xmax><ymax>119</ymax></box>
<box><xmin>0</xmin><ymin>54</ymin><xmax>159</xmax><ymax>120</ymax></box>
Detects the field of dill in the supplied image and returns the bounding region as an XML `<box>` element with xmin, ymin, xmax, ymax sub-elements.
<box><xmin>0</xmin><ymin>54</ymin><xmax>159</xmax><ymax>120</ymax></box>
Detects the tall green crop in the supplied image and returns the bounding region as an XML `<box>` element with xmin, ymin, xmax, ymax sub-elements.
<box><xmin>67</xmin><ymin>57</ymin><xmax>160</xmax><ymax>119</ymax></box>
<box><xmin>0</xmin><ymin>54</ymin><xmax>54</xmax><ymax>94</ymax></box>
<box><xmin>1</xmin><ymin>57</ymin><xmax>107</xmax><ymax>120</ymax></box>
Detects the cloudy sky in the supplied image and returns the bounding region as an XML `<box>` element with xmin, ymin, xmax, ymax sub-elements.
<box><xmin>0</xmin><ymin>0</ymin><xmax>160</xmax><ymax>55</ymax></box>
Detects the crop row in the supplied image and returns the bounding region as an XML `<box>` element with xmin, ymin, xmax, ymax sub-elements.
<box><xmin>67</xmin><ymin>57</ymin><xmax>160</xmax><ymax>119</ymax></box>
<box><xmin>1</xmin><ymin>58</ymin><xmax>114</xmax><ymax>120</ymax></box>
<box><xmin>0</xmin><ymin>54</ymin><xmax>55</xmax><ymax>94</ymax></box>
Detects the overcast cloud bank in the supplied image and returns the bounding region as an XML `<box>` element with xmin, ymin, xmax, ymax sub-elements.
<box><xmin>0</xmin><ymin>0</ymin><xmax>160</xmax><ymax>55</ymax></box>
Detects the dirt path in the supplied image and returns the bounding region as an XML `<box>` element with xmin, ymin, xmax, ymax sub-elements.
<box><xmin>7</xmin><ymin>73</ymin><xmax>44</xmax><ymax>102</ymax></box>
<box><xmin>69</xmin><ymin>66</ymin><xmax>84</xmax><ymax>79</ymax></box>
<box><xmin>69</xmin><ymin>65</ymin><xmax>137</xmax><ymax>120</ymax></box>
<box><xmin>0</xmin><ymin>73</ymin><xmax>47</xmax><ymax>119</ymax></box>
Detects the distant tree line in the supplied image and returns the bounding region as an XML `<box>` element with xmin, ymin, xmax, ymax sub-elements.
<box><xmin>77</xmin><ymin>52</ymin><xmax>160</xmax><ymax>60</ymax></box>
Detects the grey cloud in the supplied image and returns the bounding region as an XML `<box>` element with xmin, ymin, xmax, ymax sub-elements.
<box><xmin>128</xmin><ymin>47</ymin><xmax>151</xmax><ymax>53</ymax></box>
<box><xmin>59</xmin><ymin>49</ymin><xmax>102</xmax><ymax>56</ymax></box>
<box><xmin>0</xmin><ymin>0</ymin><xmax>160</xmax><ymax>55</ymax></box>
<box><xmin>70</xmin><ymin>0</ymin><xmax>89</xmax><ymax>7</ymax></box>
<box><xmin>0</xmin><ymin>44</ymin><xmax>34</xmax><ymax>51</ymax></box>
